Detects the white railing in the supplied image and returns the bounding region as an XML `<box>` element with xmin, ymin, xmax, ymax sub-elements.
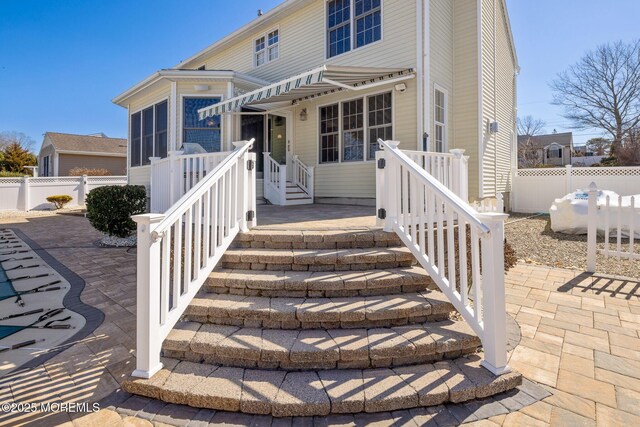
<box><xmin>0</xmin><ymin>175</ymin><xmax>127</xmax><ymax>211</ymax></box>
<box><xmin>587</xmin><ymin>183</ymin><xmax>640</xmax><ymax>272</ymax></box>
<box><xmin>132</xmin><ymin>140</ymin><xmax>256</xmax><ymax>378</ymax></box>
<box><xmin>263</xmin><ymin>153</ymin><xmax>287</xmax><ymax>205</ymax></box>
<box><xmin>150</xmin><ymin>151</ymin><xmax>231</xmax><ymax>213</ymax></box>
<box><xmin>376</xmin><ymin>139</ymin><xmax>510</xmax><ymax>376</ymax></box>
<box><xmin>402</xmin><ymin>149</ymin><xmax>469</xmax><ymax>202</ymax></box>
<box><xmin>291</xmin><ymin>155</ymin><xmax>314</xmax><ymax>198</ymax></box>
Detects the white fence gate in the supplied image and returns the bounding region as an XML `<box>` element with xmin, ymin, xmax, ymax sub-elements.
<box><xmin>587</xmin><ymin>183</ymin><xmax>640</xmax><ymax>273</ymax></box>
<box><xmin>0</xmin><ymin>176</ymin><xmax>128</xmax><ymax>211</ymax></box>
<box><xmin>513</xmin><ymin>166</ymin><xmax>640</xmax><ymax>213</ymax></box>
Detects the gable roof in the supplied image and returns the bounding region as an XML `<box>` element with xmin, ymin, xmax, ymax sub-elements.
<box><xmin>517</xmin><ymin>132</ymin><xmax>573</xmax><ymax>149</ymax></box>
<box><xmin>44</xmin><ymin>132</ymin><xmax>127</xmax><ymax>156</ymax></box>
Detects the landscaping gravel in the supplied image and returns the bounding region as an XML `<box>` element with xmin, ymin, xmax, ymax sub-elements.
<box><xmin>505</xmin><ymin>213</ymin><xmax>639</xmax><ymax>279</ymax></box>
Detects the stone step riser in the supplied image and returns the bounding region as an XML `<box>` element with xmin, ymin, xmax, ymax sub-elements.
<box><xmin>221</xmin><ymin>261</ymin><xmax>415</xmax><ymax>271</ymax></box>
<box><xmin>184</xmin><ymin>291</ymin><xmax>455</xmax><ymax>330</ymax></box>
<box><xmin>233</xmin><ymin>230</ymin><xmax>403</xmax><ymax>252</ymax></box>
<box><xmin>162</xmin><ymin>321</ymin><xmax>481</xmax><ymax>371</ymax></box>
<box><xmin>204</xmin><ymin>267</ymin><xmax>437</xmax><ymax>298</ymax></box>
<box><xmin>123</xmin><ymin>355</ymin><xmax>523</xmax><ymax>417</ymax></box>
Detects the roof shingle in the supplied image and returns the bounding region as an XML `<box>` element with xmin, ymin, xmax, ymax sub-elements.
<box><xmin>45</xmin><ymin>132</ymin><xmax>127</xmax><ymax>155</ymax></box>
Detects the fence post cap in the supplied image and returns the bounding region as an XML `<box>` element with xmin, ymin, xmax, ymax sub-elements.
<box><xmin>476</xmin><ymin>212</ymin><xmax>509</xmax><ymax>222</ymax></box>
<box><xmin>378</xmin><ymin>139</ymin><xmax>400</xmax><ymax>149</ymax></box>
<box><xmin>588</xmin><ymin>182</ymin><xmax>598</xmax><ymax>191</ymax></box>
<box><xmin>449</xmin><ymin>148</ymin><xmax>466</xmax><ymax>157</ymax></box>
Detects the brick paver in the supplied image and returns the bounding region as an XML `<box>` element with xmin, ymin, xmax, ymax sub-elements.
<box><xmin>0</xmin><ymin>211</ymin><xmax>639</xmax><ymax>425</ymax></box>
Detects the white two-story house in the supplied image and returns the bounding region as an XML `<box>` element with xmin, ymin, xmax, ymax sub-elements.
<box><xmin>113</xmin><ymin>0</ymin><xmax>518</xmax><ymax>208</ymax></box>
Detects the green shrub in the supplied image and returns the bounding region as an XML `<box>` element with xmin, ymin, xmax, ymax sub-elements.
<box><xmin>0</xmin><ymin>171</ymin><xmax>25</xmax><ymax>177</ymax></box>
<box><xmin>86</xmin><ymin>185</ymin><xmax>146</xmax><ymax>238</ymax></box>
<box><xmin>46</xmin><ymin>195</ymin><xmax>73</xmax><ymax>209</ymax></box>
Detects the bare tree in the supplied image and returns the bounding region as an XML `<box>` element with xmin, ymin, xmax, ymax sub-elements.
<box><xmin>617</xmin><ymin>128</ymin><xmax>640</xmax><ymax>166</ymax></box>
<box><xmin>517</xmin><ymin>115</ymin><xmax>546</xmax><ymax>137</ymax></box>
<box><xmin>0</xmin><ymin>131</ymin><xmax>36</xmax><ymax>152</ymax></box>
<box><xmin>585</xmin><ymin>137</ymin><xmax>612</xmax><ymax>156</ymax></box>
<box><xmin>517</xmin><ymin>116</ymin><xmax>546</xmax><ymax>168</ymax></box>
<box><xmin>551</xmin><ymin>40</ymin><xmax>640</xmax><ymax>154</ymax></box>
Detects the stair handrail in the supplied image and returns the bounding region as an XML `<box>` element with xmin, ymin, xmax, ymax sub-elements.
<box><xmin>291</xmin><ymin>155</ymin><xmax>314</xmax><ymax>197</ymax></box>
<box><xmin>132</xmin><ymin>139</ymin><xmax>256</xmax><ymax>379</ymax></box>
<box><xmin>376</xmin><ymin>139</ymin><xmax>510</xmax><ymax>376</ymax></box>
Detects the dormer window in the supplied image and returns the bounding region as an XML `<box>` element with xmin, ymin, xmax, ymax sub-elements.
<box><xmin>255</xmin><ymin>29</ymin><xmax>279</xmax><ymax>67</ymax></box>
<box><xmin>327</xmin><ymin>0</ymin><xmax>382</xmax><ymax>58</ymax></box>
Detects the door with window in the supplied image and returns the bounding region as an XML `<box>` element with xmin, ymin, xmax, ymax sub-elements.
<box><xmin>268</xmin><ymin>113</ymin><xmax>292</xmax><ymax>165</ymax></box>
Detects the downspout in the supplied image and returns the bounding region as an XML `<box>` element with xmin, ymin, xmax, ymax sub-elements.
<box><xmin>493</xmin><ymin>0</ymin><xmax>498</xmax><ymax>196</ymax></box>
<box><xmin>416</xmin><ymin>0</ymin><xmax>423</xmax><ymax>149</ymax></box>
<box><xmin>422</xmin><ymin>0</ymin><xmax>431</xmax><ymax>151</ymax></box>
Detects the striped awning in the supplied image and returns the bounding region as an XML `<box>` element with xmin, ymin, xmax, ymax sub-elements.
<box><xmin>198</xmin><ymin>65</ymin><xmax>415</xmax><ymax>119</ymax></box>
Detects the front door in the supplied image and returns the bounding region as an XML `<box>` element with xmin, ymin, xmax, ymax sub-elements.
<box><xmin>268</xmin><ymin>113</ymin><xmax>291</xmax><ymax>165</ymax></box>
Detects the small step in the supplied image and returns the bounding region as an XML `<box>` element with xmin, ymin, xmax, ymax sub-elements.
<box><xmin>286</xmin><ymin>193</ymin><xmax>312</xmax><ymax>200</ymax></box>
<box><xmin>205</xmin><ymin>266</ymin><xmax>436</xmax><ymax>297</ymax></box>
<box><xmin>162</xmin><ymin>319</ymin><xmax>481</xmax><ymax>370</ymax></box>
<box><xmin>123</xmin><ymin>354</ymin><xmax>522</xmax><ymax>416</ymax></box>
<box><xmin>232</xmin><ymin>229</ymin><xmax>402</xmax><ymax>250</ymax></box>
<box><xmin>221</xmin><ymin>247</ymin><xmax>416</xmax><ymax>271</ymax></box>
<box><xmin>184</xmin><ymin>290</ymin><xmax>454</xmax><ymax>329</ymax></box>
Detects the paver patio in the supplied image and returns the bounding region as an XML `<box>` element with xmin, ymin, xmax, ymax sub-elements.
<box><xmin>0</xmin><ymin>208</ymin><xmax>639</xmax><ymax>426</ymax></box>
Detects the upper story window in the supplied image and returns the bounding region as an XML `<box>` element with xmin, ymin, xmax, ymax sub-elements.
<box><xmin>183</xmin><ymin>97</ymin><xmax>222</xmax><ymax>152</ymax></box>
<box><xmin>255</xmin><ymin>29</ymin><xmax>279</xmax><ymax>67</ymax></box>
<box><xmin>130</xmin><ymin>99</ymin><xmax>168</xmax><ymax>167</ymax></box>
<box><xmin>327</xmin><ymin>0</ymin><xmax>381</xmax><ymax>58</ymax></box>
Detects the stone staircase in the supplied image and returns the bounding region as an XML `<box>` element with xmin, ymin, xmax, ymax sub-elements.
<box><xmin>123</xmin><ymin>228</ymin><xmax>521</xmax><ymax>417</ymax></box>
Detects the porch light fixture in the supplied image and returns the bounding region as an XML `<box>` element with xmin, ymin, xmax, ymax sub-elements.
<box><xmin>394</xmin><ymin>83</ymin><xmax>407</xmax><ymax>93</ymax></box>
<box><xmin>299</xmin><ymin>108</ymin><xmax>308</xmax><ymax>121</ymax></box>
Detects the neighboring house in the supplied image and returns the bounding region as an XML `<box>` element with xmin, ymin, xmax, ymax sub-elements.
<box><xmin>38</xmin><ymin>132</ymin><xmax>127</xmax><ymax>177</ymax></box>
<box><xmin>517</xmin><ymin>132</ymin><xmax>573</xmax><ymax>167</ymax></box>
<box><xmin>113</xmin><ymin>0</ymin><xmax>518</xmax><ymax>205</ymax></box>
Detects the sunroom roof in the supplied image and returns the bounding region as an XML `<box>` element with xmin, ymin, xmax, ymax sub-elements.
<box><xmin>198</xmin><ymin>65</ymin><xmax>416</xmax><ymax>118</ymax></box>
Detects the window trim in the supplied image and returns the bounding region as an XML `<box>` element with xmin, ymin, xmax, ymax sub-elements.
<box><xmin>179</xmin><ymin>94</ymin><xmax>226</xmax><ymax>152</ymax></box>
<box><xmin>325</xmin><ymin>0</ymin><xmax>384</xmax><ymax>60</ymax></box>
<box><xmin>317</xmin><ymin>89</ymin><xmax>394</xmax><ymax>166</ymax></box>
<box><xmin>433</xmin><ymin>84</ymin><xmax>448</xmax><ymax>153</ymax></box>
<box><xmin>253</xmin><ymin>27</ymin><xmax>280</xmax><ymax>68</ymax></box>
<box><xmin>129</xmin><ymin>96</ymin><xmax>169</xmax><ymax>168</ymax></box>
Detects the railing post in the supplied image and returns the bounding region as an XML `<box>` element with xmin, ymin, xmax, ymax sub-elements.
<box><xmin>233</xmin><ymin>141</ymin><xmax>248</xmax><ymax>232</ymax></box>
<box><xmin>587</xmin><ymin>182</ymin><xmax>598</xmax><ymax>273</ymax></box>
<box><xmin>375</xmin><ymin>150</ymin><xmax>386</xmax><ymax>227</ymax></box>
<box><xmin>450</xmin><ymin>149</ymin><xmax>468</xmax><ymax>202</ymax></box>
<box><xmin>382</xmin><ymin>140</ymin><xmax>400</xmax><ymax>232</ymax></box>
<box><xmin>308</xmin><ymin>166</ymin><xmax>315</xmax><ymax>202</ymax></box>
<box><xmin>248</xmin><ymin>153</ymin><xmax>257</xmax><ymax>228</ymax></box>
<box><xmin>168</xmin><ymin>151</ymin><xmax>183</xmax><ymax>205</ymax></box>
<box><xmin>131</xmin><ymin>213</ymin><xmax>166</xmax><ymax>379</ymax></box>
<box><xmin>149</xmin><ymin>157</ymin><xmax>161</xmax><ymax>213</ymax></box>
<box><xmin>279</xmin><ymin>165</ymin><xmax>287</xmax><ymax>206</ymax></box>
<box><xmin>565</xmin><ymin>165</ymin><xmax>573</xmax><ymax>195</ymax></box>
<box><xmin>476</xmin><ymin>212</ymin><xmax>511</xmax><ymax>376</ymax></box>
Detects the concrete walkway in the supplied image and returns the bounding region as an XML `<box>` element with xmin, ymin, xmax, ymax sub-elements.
<box><xmin>0</xmin><ymin>211</ymin><xmax>638</xmax><ymax>425</ymax></box>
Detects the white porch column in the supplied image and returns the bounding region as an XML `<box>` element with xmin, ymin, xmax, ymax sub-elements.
<box><xmin>450</xmin><ymin>149</ymin><xmax>469</xmax><ymax>202</ymax></box>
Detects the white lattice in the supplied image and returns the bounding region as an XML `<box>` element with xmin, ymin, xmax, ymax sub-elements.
<box><xmin>30</xmin><ymin>177</ymin><xmax>80</xmax><ymax>184</ymax></box>
<box><xmin>0</xmin><ymin>178</ymin><xmax>25</xmax><ymax>184</ymax></box>
<box><xmin>516</xmin><ymin>168</ymin><xmax>567</xmax><ymax>177</ymax></box>
<box><xmin>572</xmin><ymin>167</ymin><xmax>640</xmax><ymax>177</ymax></box>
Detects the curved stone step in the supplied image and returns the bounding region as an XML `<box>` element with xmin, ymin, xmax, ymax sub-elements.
<box><xmin>184</xmin><ymin>290</ymin><xmax>454</xmax><ymax>329</ymax></box>
<box><xmin>162</xmin><ymin>319</ymin><xmax>481</xmax><ymax>370</ymax></box>
<box><xmin>220</xmin><ymin>247</ymin><xmax>415</xmax><ymax>271</ymax></box>
<box><xmin>232</xmin><ymin>229</ymin><xmax>402</xmax><ymax>250</ymax></box>
<box><xmin>123</xmin><ymin>354</ymin><xmax>522</xmax><ymax>417</ymax></box>
<box><xmin>205</xmin><ymin>266</ymin><xmax>436</xmax><ymax>298</ymax></box>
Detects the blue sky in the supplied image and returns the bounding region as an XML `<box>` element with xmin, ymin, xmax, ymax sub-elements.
<box><xmin>0</xmin><ymin>0</ymin><xmax>638</xmax><ymax>152</ymax></box>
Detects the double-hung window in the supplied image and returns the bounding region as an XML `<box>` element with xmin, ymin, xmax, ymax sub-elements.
<box><xmin>183</xmin><ymin>97</ymin><xmax>222</xmax><ymax>153</ymax></box>
<box><xmin>130</xmin><ymin>99</ymin><xmax>168</xmax><ymax>167</ymax></box>
<box><xmin>327</xmin><ymin>0</ymin><xmax>381</xmax><ymax>58</ymax></box>
<box><xmin>255</xmin><ymin>29</ymin><xmax>279</xmax><ymax>67</ymax></box>
<box><xmin>434</xmin><ymin>88</ymin><xmax>447</xmax><ymax>152</ymax></box>
<box><xmin>320</xmin><ymin>92</ymin><xmax>392</xmax><ymax>164</ymax></box>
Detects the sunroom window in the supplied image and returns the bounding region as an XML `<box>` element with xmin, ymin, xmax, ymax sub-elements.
<box><xmin>183</xmin><ymin>97</ymin><xmax>222</xmax><ymax>153</ymax></box>
<box><xmin>130</xmin><ymin>99</ymin><xmax>168</xmax><ymax>167</ymax></box>
<box><xmin>327</xmin><ymin>0</ymin><xmax>382</xmax><ymax>58</ymax></box>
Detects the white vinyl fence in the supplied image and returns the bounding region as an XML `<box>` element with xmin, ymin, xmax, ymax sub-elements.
<box><xmin>513</xmin><ymin>166</ymin><xmax>640</xmax><ymax>213</ymax></box>
<box><xmin>0</xmin><ymin>175</ymin><xmax>128</xmax><ymax>211</ymax></box>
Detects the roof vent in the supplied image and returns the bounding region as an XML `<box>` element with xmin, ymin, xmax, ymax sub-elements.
<box><xmin>257</xmin><ymin>9</ymin><xmax>263</xmax><ymax>16</ymax></box>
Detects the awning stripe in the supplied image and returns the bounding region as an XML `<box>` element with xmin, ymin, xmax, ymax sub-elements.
<box><xmin>198</xmin><ymin>66</ymin><xmax>415</xmax><ymax>119</ymax></box>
